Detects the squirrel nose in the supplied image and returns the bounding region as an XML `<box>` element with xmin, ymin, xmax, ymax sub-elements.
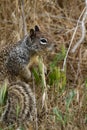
<box><xmin>54</xmin><ymin>43</ymin><xmax>57</xmax><ymax>48</ymax></box>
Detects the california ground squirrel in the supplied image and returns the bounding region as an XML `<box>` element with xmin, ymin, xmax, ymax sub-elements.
<box><xmin>1</xmin><ymin>81</ymin><xmax>35</xmax><ymax>130</ymax></box>
<box><xmin>0</xmin><ymin>25</ymin><xmax>55</xmax><ymax>129</ymax></box>
<box><xmin>0</xmin><ymin>25</ymin><xmax>54</xmax><ymax>83</ymax></box>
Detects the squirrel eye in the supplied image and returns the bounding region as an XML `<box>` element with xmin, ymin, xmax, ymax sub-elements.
<box><xmin>40</xmin><ymin>38</ymin><xmax>47</xmax><ymax>45</ymax></box>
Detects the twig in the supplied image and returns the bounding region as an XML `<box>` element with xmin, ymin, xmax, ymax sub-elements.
<box><xmin>71</xmin><ymin>3</ymin><xmax>87</xmax><ymax>52</ymax></box>
<box><xmin>62</xmin><ymin>7</ymin><xmax>86</xmax><ymax>71</ymax></box>
<box><xmin>21</xmin><ymin>0</ymin><xmax>27</xmax><ymax>36</ymax></box>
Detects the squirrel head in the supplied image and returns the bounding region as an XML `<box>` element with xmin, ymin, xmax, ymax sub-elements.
<box><xmin>29</xmin><ymin>25</ymin><xmax>55</xmax><ymax>54</ymax></box>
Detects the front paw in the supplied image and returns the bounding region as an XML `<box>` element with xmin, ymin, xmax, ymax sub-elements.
<box><xmin>24</xmin><ymin>70</ymin><xmax>31</xmax><ymax>83</ymax></box>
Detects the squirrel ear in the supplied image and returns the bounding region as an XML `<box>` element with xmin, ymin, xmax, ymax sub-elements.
<box><xmin>35</xmin><ymin>25</ymin><xmax>40</xmax><ymax>32</ymax></box>
<box><xmin>30</xmin><ymin>29</ymin><xmax>35</xmax><ymax>39</ymax></box>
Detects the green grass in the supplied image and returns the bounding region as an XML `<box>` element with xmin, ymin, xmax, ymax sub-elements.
<box><xmin>53</xmin><ymin>107</ymin><xmax>66</xmax><ymax>126</ymax></box>
<box><xmin>33</xmin><ymin>45</ymin><xmax>66</xmax><ymax>93</ymax></box>
<box><xmin>65</xmin><ymin>90</ymin><xmax>76</xmax><ymax>111</ymax></box>
<box><xmin>48</xmin><ymin>46</ymin><xmax>66</xmax><ymax>93</ymax></box>
<box><xmin>53</xmin><ymin>89</ymin><xmax>76</xmax><ymax>126</ymax></box>
<box><xmin>16</xmin><ymin>102</ymin><xmax>21</xmax><ymax>118</ymax></box>
<box><xmin>0</xmin><ymin>82</ymin><xmax>7</xmax><ymax>106</ymax></box>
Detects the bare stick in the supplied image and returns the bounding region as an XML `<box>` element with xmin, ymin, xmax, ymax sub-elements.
<box><xmin>21</xmin><ymin>0</ymin><xmax>27</xmax><ymax>36</ymax></box>
<box><xmin>71</xmin><ymin>0</ymin><xmax>87</xmax><ymax>53</ymax></box>
<box><xmin>62</xmin><ymin>7</ymin><xmax>86</xmax><ymax>71</ymax></box>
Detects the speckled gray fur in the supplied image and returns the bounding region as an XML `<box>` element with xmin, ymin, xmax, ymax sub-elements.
<box><xmin>0</xmin><ymin>25</ymin><xmax>55</xmax><ymax>129</ymax></box>
<box><xmin>0</xmin><ymin>25</ymin><xmax>54</xmax><ymax>83</ymax></box>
